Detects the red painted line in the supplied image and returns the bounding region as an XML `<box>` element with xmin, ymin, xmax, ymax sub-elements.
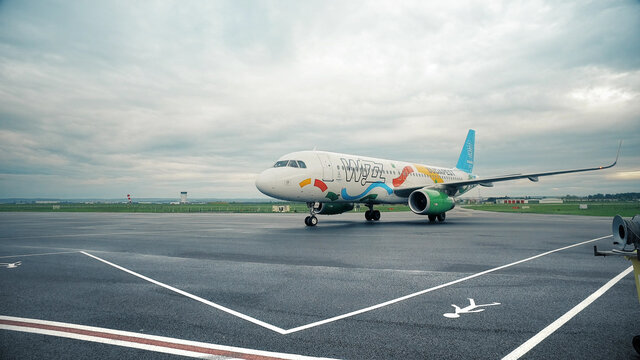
<box><xmin>0</xmin><ymin>319</ymin><xmax>288</xmax><ymax>360</ymax></box>
<box><xmin>392</xmin><ymin>166</ymin><xmax>413</xmax><ymax>187</ymax></box>
<box><xmin>313</xmin><ymin>179</ymin><xmax>328</xmax><ymax>192</ymax></box>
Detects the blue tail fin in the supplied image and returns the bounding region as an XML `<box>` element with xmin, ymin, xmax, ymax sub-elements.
<box><xmin>456</xmin><ymin>129</ymin><xmax>475</xmax><ymax>173</ymax></box>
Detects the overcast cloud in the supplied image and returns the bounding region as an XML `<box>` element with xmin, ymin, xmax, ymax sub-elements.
<box><xmin>0</xmin><ymin>0</ymin><xmax>638</xmax><ymax>200</ymax></box>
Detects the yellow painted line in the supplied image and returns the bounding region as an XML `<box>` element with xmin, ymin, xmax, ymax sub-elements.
<box><xmin>631</xmin><ymin>257</ymin><xmax>640</xmax><ymax>302</ymax></box>
<box><xmin>299</xmin><ymin>178</ymin><xmax>311</xmax><ymax>188</ymax></box>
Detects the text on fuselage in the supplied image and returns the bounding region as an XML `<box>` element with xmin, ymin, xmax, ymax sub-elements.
<box><xmin>340</xmin><ymin>158</ymin><xmax>386</xmax><ymax>186</ymax></box>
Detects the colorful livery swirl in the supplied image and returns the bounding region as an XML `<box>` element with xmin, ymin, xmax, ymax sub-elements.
<box><xmin>256</xmin><ymin>130</ymin><xmax>619</xmax><ymax>226</ymax></box>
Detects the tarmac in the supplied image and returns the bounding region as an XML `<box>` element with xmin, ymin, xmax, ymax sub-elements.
<box><xmin>1</xmin><ymin>209</ymin><xmax>638</xmax><ymax>359</ymax></box>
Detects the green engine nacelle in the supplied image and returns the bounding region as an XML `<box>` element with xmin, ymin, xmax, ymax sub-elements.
<box><xmin>316</xmin><ymin>202</ymin><xmax>355</xmax><ymax>215</ymax></box>
<box><xmin>408</xmin><ymin>188</ymin><xmax>455</xmax><ymax>215</ymax></box>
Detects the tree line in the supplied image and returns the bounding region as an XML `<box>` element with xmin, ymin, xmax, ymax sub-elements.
<box><xmin>564</xmin><ymin>193</ymin><xmax>640</xmax><ymax>201</ymax></box>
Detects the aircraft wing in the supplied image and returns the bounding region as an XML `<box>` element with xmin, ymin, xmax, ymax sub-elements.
<box><xmin>394</xmin><ymin>142</ymin><xmax>620</xmax><ymax>197</ymax></box>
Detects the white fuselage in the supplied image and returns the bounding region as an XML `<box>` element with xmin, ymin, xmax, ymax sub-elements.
<box><xmin>256</xmin><ymin>150</ymin><xmax>476</xmax><ymax>204</ymax></box>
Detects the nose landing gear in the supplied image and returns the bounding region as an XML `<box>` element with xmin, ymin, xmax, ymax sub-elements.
<box><xmin>305</xmin><ymin>202</ymin><xmax>318</xmax><ymax>227</ymax></box>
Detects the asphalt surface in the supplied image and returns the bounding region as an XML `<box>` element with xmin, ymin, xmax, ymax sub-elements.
<box><xmin>1</xmin><ymin>209</ymin><xmax>638</xmax><ymax>359</ymax></box>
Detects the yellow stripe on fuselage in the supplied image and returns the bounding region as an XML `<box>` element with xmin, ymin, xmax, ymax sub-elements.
<box><xmin>631</xmin><ymin>256</ymin><xmax>640</xmax><ymax>303</ymax></box>
<box><xmin>414</xmin><ymin>164</ymin><xmax>444</xmax><ymax>184</ymax></box>
<box><xmin>299</xmin><ymin>178</ymin><xmax>311</xmax><ymax>188</ymax></box>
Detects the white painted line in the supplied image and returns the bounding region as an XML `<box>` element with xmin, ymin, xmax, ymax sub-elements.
<box><xmin>0</xmin><ymin>315</ymin><xmax>337</xmax><ymax>360</ymax></box>
<box><xmin>4</xmin><ymin>229</ymin><xmax>218</xmax><ymax>241</ymax></box>
<box><xmin>0</xmin><ymin>251</ymin><xmax>82</xmax><ymax>259</ymax></box>
<box><xmin>83</xmin><ymin>235</ymin><xmax>611</xmax><ymax>335</ymax></box>
<box><xmin>282</xmin><ymin>235</ymin><xmax>612</xmax><ymax>334</ymax></box>
<box><xmin>80</xmin><ymin>251</ymin><xmax>288</xmax><ymax>334</ymax></box>
<box><xmin>502</xmin><ymin>265</ymin><xmax>634</xmax><ymax>360</ymax></box>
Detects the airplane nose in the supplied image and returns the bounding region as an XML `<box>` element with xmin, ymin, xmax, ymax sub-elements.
<box><xmin>255</xmin><ymin>169</ymin><xmax>274</xmax><ymax>196</ymax></box>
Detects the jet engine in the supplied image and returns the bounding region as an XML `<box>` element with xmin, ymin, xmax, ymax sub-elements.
<box><xmin>408</xmin><ymin>188</ymin><xmax>455</xmax><ymax>215</ymax></box>
<box><xmin>612</xmin><ymin>214</ymin><xmax>640</xmax><ymax>252</ymax></box>
<box><xmin>316</xmin><ymin>202</ymin><xmax>355</xmax><ymax>215</ymax></box>
<box><xmin>595</xmin><ymin>214</ymin><xmax>640</xmax><ymax>355</ymax></box>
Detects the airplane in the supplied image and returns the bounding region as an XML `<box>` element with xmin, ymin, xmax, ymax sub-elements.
<box><xmin>255</xmin><ymin>129</ymin><xmax>620</xmax><ymax>226</ymax></box>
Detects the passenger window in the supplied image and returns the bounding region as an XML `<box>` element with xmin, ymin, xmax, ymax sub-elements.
<box><xmin>288</xmin><ymin>160</ymin><xmax>299</xmax><ymax>168</ymax></box>
<box><xmin>297</xmin><ymin>161</ymin><xmax>306</xmax><ymax>168</ymax></box>
<box><xmin>274</xmin><ymin>160</ymin><xmax>288</xmax><ymax>168</ymax></box>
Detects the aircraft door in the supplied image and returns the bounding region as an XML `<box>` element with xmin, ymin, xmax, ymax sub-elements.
<box><xmin>316</xmin><ymin>153</ymin><xmax>334</xmax><ymax>182</ymax></box>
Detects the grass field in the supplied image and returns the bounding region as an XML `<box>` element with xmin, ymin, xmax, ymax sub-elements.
<box><xmin>1</xmin><ymin>202</ymin><xmax>637</xmax><ymax>217</ymax></box>
<box><xmin>463</xmin><ymin>202</ymin><xmax>640</xmax><ymax>217</ymax></box>
<box><xmin>0</xmin><ymin>202</ymin><xmax>412</xmax><ymax>213</ymax></box>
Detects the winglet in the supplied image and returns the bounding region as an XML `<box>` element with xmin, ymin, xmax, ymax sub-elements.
<box><xmin>601</xmin><ymin>140</ymin><xmax>622</xmax><ymax>169</ymax></box>
<box><xmin>613</xmin><ymin>140</ymin><xmax>622</xmax><ymax>166</ymax></box>
<box><xmin>456</xmin><ymin>129</ymin><xmax>475</xmax><ymax>173</ymax></box>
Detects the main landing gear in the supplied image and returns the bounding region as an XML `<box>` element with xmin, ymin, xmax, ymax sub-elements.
<box><xmin>305</xmin><ymin>202</ymin><xmax>318</xmax><ymax>227</ymax></box>
<box><xmin>428</xmin><ymin>213</ymin><xmax>446</xmax><ymax>223</ymax></box>
<box><xmin>364</xmin><ymin>204</ymin><xmax>381</xmax><ymax>222</ymax></box>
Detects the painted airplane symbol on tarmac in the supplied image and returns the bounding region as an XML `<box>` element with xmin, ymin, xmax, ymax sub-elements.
<box><xmin>443</xmin><ymin>298</ymin><xmax>501</xmax><ymax>318</ymax></box>
<box><xmin>0</xmin><ymin>261</ymin><xmax>22</xmax><ymax>269</ymax></box>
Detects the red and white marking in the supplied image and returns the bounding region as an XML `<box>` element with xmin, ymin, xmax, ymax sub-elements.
<box><xmin>0</xmin><ymin>315</ymin><xmax>337</xmax><ymax>360</ymax></box>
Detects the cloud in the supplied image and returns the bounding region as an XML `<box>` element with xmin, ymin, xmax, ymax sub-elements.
<box><xmin>0</xmin><ymin>0</ymin><xmax>638</xmax><ymax>198</ymax></box>
<box><xmin>607</xmin><ymin>171</ymin><xmax>640</xmax><ymax>181</ymax></box>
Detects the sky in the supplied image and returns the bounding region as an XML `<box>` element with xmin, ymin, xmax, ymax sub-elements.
<box><xmin>0</xmin><ymin>0</ymin><xmax>638</xmax><ymax>200</ymax></box>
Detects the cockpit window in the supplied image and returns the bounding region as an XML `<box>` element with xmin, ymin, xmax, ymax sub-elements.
<box><xmin>274</xmin><ymin>160</ymin><xmax>306</xmax><ymax>168</ymax></box>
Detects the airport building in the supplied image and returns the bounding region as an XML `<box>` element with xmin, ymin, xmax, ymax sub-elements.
<box><xmin>496</xmin><ymin>199</ymin><xmax>529</xmax><ymax>204</ymax></box>
<box><xmin>272</xmin><ymin>205</ymin><xmax>290</xmax><ymax>213</ymax></box>
<box><xmin>180</xmin><ymin>191</ymin><xmax>188</xmax><ymax>204</ymax></box>
<box><xmin>539</xmin><ymin>198</ymin><xmax>563</xmax><ymax>204</ymax></box>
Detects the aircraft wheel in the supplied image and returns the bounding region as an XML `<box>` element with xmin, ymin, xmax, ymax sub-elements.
<box><xmin>364</xmin><ymin>210</ymin><xmax>372</xmax><ymax>221</ymax></box>
<box><xmin>372</xmin><ymin>210</ymin><xmax>381</xmax><ymax>221</ymax></box>
<box><xmin>428</xmin><ymin>215</ymin><xmax>436</xmax><ymax>222</ymax></box>
<box><xmin>437</xmin><ymin>213</ymin><xmax>446</xmax><ymax>222</ymax></box>
<box><xmin>633</xmin><ymin>335</ymin><xmax>640</xmax><ymax>355</ymax></box>
<box><xmin>305</xmin><ymin>216</ymin><xmax>317</xmax><ymax>226</ymax></box>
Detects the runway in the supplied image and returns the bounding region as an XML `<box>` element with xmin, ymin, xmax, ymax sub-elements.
<box><xmin>1</xmin><ymin>209</ymin><xmax>638</xmax><ymax>359</ymax></box>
